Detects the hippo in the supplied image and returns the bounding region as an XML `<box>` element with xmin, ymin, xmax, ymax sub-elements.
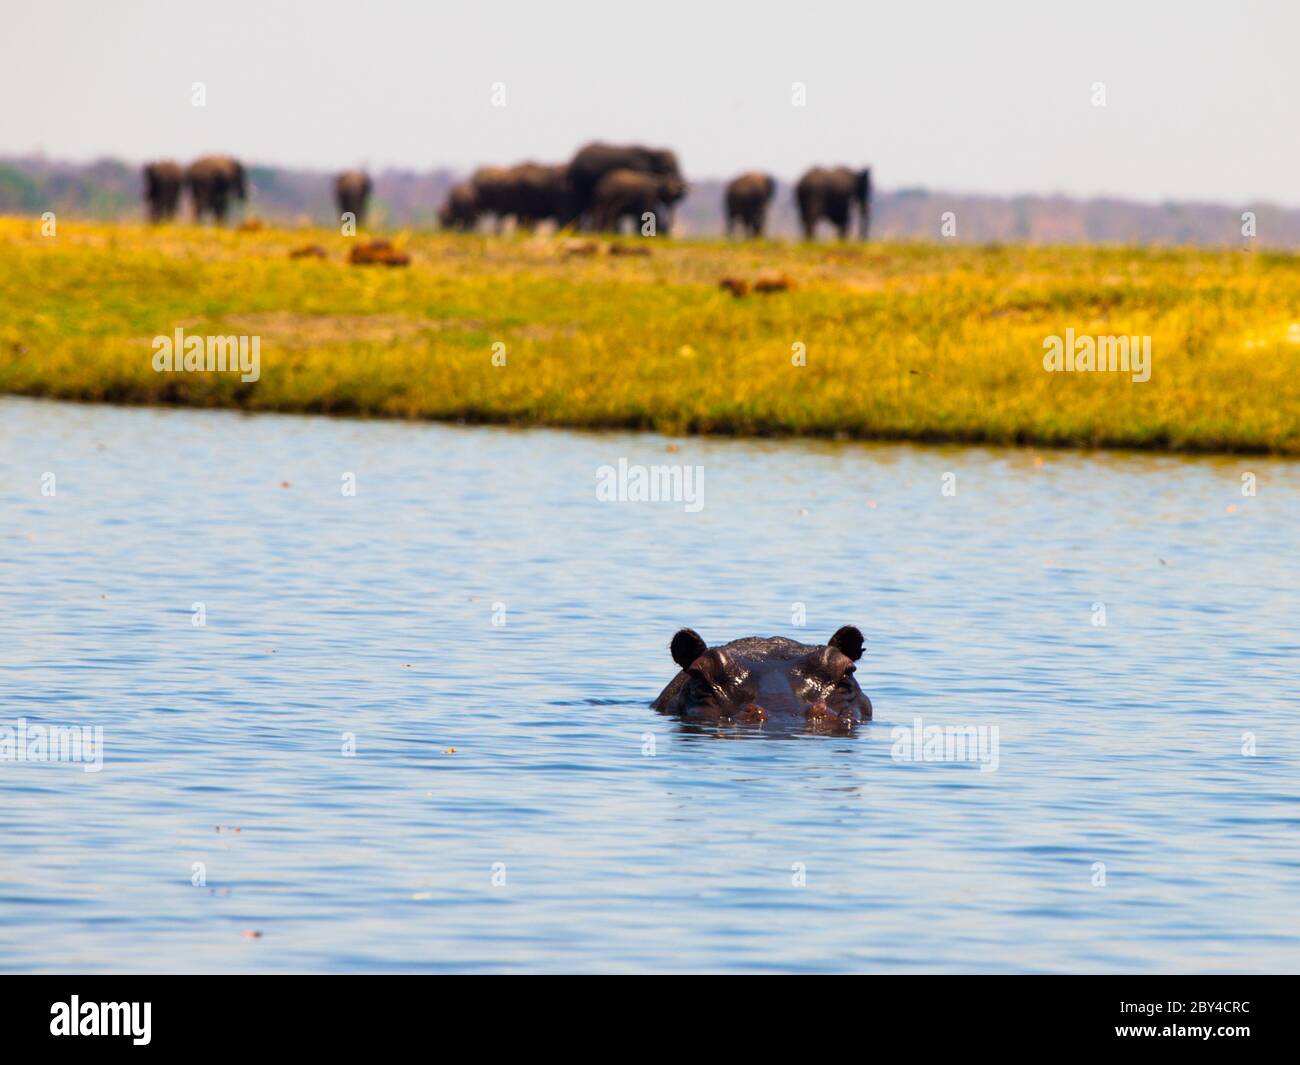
<box><xmin>652</xmin><ymin>626</ymin><xmax>872</xmax><ymax>732</ymax></box>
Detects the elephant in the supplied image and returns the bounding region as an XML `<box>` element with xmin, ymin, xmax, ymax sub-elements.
<box><xmin>589</xmin><ymin>169</ymin><xmax>687</xmax><ymax>235</ymax></box>
<box><xmin>469</xmin><ymin>162</ymin><xmax>576</xmax><ymax>232</ymax></box>
<box><xmin>438</xmin><ymin>181</ymin><xmax>480</xmax><ymax>231</ymax></box>
<box><xmin>566</xmin><ymin>142</ymin><xmax>682</xmax><ymax>229</ymax></box>
<box><xmin>724</xmin><ymin>171</ymin><xmax>776</xmax><ymax>238</ymax></box>
<box><xmin>143</xmin><ymin>161</ymin><xmax>184</xmax><ymax>223</ymax></box>
<box><xmin>508</xmin><ymin>163</ymin><xmax>576</xmax><ymax>228</ymax></box>
<box><xmin>186</xmin><ymin>155</ymin><xmax>247</xmax><ymax>224</ymax></box>
<box><xmin>795</xmin><ymin>166</ymin><xmax>872</xmax><ymax>240</ymax></box>
<box><xmin>335</xmin><ymin>170</ymin><xmax>372</xmax><ymax>226</ymax></box>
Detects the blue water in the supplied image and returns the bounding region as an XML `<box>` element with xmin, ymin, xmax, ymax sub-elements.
<box><xmin>1</xmin><ymin>396</ymin><xmax>1297</xmax><ymax>973</ymax></box>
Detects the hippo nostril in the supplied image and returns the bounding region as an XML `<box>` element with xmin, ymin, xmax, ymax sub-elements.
<box><xmin>737</xmin><ymin>703</ymin><xmax>768</xmax><ymax>723</ymax></box>
<box><xmin>805</xmin><ymin>701</ymin><xmax>835</xmax><ymax>722</ymax></box>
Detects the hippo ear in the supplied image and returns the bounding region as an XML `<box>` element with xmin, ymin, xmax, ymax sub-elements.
<box><xmin>670</xmin><ymin>628</ymin><xmax>708</xmax><ymax>669</ymax></box>
<box><xmin>829</xmin><ymin>625</ymin><xmax>865</xmax><ymax>661</ymax></box>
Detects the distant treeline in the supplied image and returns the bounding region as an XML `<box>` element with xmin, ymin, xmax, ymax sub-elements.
<box><xmin>2</xmin><ymin>154</ymin><xmax>1295</xmax><ymax>246</ymax></box>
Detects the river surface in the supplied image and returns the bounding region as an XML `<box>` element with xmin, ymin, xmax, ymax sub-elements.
<box><xmin>1</xmin><ymin>396</ymin><xmax>1296</xmax><ymax>973</ymax></box>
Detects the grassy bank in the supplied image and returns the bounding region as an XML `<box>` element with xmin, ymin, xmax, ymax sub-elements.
<box><xmin>3</xmin><ymin>217</ymin><xmax>1298</xmax><ymax>453</ymax></box>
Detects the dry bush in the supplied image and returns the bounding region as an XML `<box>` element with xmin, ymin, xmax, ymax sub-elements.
<box><xmin>349</xmin><ymin>240</ymin><xmax>410</xmax><ymax>267</ymax></box>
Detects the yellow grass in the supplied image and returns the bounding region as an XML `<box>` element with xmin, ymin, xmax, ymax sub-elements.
<box><xmin>2</xmin><ymin>217</ymin><xmax>1298</xmax><ymax>453</ymax></box>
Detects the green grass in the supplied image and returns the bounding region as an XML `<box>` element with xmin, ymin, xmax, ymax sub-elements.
<box><xmin>3</xmin><ymin>217</ymin><xmax>1299</xmax><ymax>453</ymax></box>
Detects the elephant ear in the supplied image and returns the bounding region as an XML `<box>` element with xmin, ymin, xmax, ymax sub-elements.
<box><xmin>829</xmin><ymin>625</ymin><xmax>865</xmax><ymax>661</ymax></box>
<box><xmin>670</xmin><ymin>629</ymin><xmax>708</xmax><ymax>669</ymax></box>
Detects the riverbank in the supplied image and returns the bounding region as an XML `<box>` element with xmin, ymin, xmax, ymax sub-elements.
<box><xmin>3</xmin><ymin>217</ymin><xmax>1297</xmax><ymax>453</ymax></box>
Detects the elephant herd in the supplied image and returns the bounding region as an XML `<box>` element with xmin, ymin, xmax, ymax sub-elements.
<box><xmin>439</xmin><ymin>143</ymin><xmax>686</xmax><ymax>235</ymax></box>
<box><xmin>143</xmin><ymin>156</ymin><xmax>247</xmax><ymax>224</ymax></box>
<box><xmin>142</xmin><ymin>143</ymin><xmax>873</xmax><ymax>240</ymax></box>
<box><xmin>726</xmin><ymin>166</ymin><xmax>871</xmax><ymax>239</ymax></box>
<box><xmin>144</xmin><ymin>156</ymin><xmax>372</xmax><ymax>227</ymax></box>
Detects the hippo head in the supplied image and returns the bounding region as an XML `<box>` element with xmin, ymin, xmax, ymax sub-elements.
<box><xmin>652</xmin><ymin>626</ymin><xmax>872</xmax><ymax>732</ymax></box>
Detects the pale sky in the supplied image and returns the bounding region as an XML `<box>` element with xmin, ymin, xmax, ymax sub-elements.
<box><xmin>3</xmin><ymin>0</ymin><xmax>1297</xmax><ymax>204</ymax></box>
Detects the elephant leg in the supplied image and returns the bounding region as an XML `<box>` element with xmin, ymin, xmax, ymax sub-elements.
<box><xmin>832</xmin><ymin>207</ymin><xmax>849</xmax><ymax>240</ymax></box>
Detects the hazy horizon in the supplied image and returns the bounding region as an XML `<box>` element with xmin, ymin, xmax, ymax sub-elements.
<box><xmin>4</xmin><ymin>0</ymin><xmax>1298</xmax><ymax>207</ymax></box>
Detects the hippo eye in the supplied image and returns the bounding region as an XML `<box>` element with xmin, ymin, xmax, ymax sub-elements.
<box><xmin>688</xmin><ymin>668</ymin><xmax>724</xmax><ymax>700</ymax></box>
